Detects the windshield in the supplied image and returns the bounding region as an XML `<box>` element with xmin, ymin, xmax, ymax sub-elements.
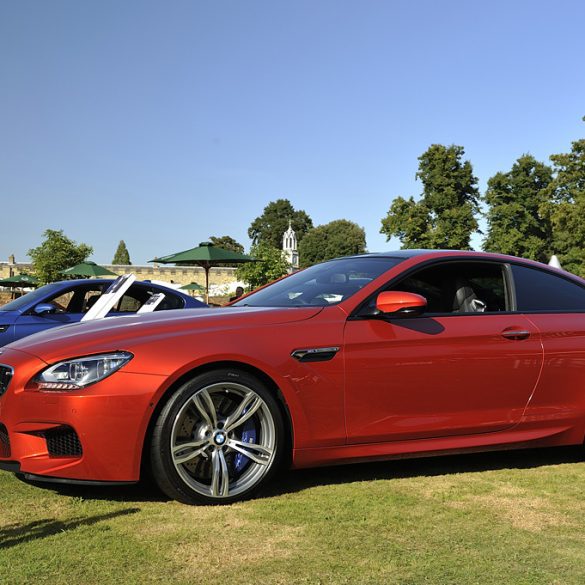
<box><xmin>0</xmin><ymin>282</ymin><xmax>62</xmax><ymax>311</ymax></box>
<box><xmin>233</xmin><ymin>256</ymin><xmax>404</xmax><ymax>308</ymax></box>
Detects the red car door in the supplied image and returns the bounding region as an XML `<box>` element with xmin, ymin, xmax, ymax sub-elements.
<box><xmin>508</xmin><ymin>263</ymin><xmax>585</xmax><ymax>430</ymax></box>
<box><xmin>343</xmin><ymin>260</ymin><xmax>543</xmax><ymax>444</ymax></box>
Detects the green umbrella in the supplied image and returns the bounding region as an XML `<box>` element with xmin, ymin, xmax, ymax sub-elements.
<box><xmin>0</xmin><ymin>273</ymin><xmax>39</xmax><ymax>287</ymax></box>
<box><xmin>61</xmin><ymin>261</ymin><xmax>118</xmax><ymax>278</ymax></box>
<box><xmin>0</xmin><ymin>273</ymin><xmax>39</xmax><ymax>300</ymax></box>
<box><xmin>150</xmin><ymin>242</ymin><xmax>258</xmax><ymax>303</ymax></box>
<box><xmin>180</xmin><ymin>282</ymin><xmax>206</xmax><ymax>293</ymax></box>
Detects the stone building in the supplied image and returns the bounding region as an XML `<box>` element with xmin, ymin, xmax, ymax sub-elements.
<box><xmin>0</xmin><ymin>257</ymin><xmax>237</xmax><ymax>294</ymax></box>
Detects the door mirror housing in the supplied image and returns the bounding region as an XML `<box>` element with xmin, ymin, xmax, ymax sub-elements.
<box><xmin>376</xmin><ymin>291</ymin><xmax>427</xmax><ymax>317</ymax></box>
<box><xmin>34</xmin><ymin>303</ymin><xmax>57</xmax><ymax>316</ymax></box>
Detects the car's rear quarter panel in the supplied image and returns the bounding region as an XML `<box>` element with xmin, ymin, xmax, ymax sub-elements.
<box><xmin>522</xmin><ymin>313</ymin><xmax>585</xmax><ymax>443</ymax></box>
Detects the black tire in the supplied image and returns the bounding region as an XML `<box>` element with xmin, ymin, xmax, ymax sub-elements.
<box><xmin>150</xmin><ymin>368</ymin><xmax>286</xmax><ymax>505</ymax></box>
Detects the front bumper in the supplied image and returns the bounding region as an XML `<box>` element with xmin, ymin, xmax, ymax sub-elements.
<box><xmin>0</xmin><ymin>347</ymin><xmax>165</xmax><ymax>483</ymax></box>
<box><xmin>0</xmin><ymin>460</ymin><xmax>135</xmax><ymax>485</ymax></box>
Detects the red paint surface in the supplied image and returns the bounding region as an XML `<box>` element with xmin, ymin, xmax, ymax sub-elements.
<box><xmin>1</xmin><ymin>251</ymin><xmax>585</xmax><ymax>482</ymax></box>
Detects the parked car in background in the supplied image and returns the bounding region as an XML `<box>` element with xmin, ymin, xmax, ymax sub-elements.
<box><xmin>0</xmin><ymin>279</ymin><xmax>207</xmax><ymax>346</ymax></box>
<box><xmin>1</xmin><ymin>250</ymin><xmax>585</xmax><ymax>505</ymax></box>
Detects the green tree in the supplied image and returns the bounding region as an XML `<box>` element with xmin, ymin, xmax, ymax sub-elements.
<box><xmin>209</xmin><ymin>235</ymin><xmax>245</xmax><ymax>268</ymax></box>
<box><xmin>112</xmin><ymin>240</ymin><xmax>132</xmax><ymax>265</ymax></box>
<box><xmin>248</xmin><ymin>199</ymin><xmax>313</xmax><ymax>248</ymax></box>
<box><xmin>298</xmin><ymin>220</ymin><xmax>367</xmax><ymax>267</ymax></box>
<box><xmin>483</xmin><ymin>154</ymin><xmax>553</xmax><ymax>262</ymax></box>
<box><xmin>541</xmin><ymin>130</ymin><xmax>585</xmax><ymax>275</ymax></box>
<box><xmin>29</xmin><ymin>229</ymin><xmax>93</xmax><ymax>284</ymax></box>
<box><xmin>236</xmin><ymin>243</ymin><xmax>289</xmax><ymax>290</ymax></box>
<box><xmin>209</xmin><ymin>235</ymin><xmax>244</xmax><ymax>254</ymax></box>
<box><xmin>380</xmin><ymin>144</ymin><xmax>480</xmax><ymax>249</ymax></box>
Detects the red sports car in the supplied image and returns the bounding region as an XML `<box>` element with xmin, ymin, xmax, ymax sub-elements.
<box><xmin>1</xmin><ymin>250</ymin><xmax>585</xmax><ymax>504</ymax></box>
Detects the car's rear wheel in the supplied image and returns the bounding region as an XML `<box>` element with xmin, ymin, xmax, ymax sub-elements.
<box><xmin>150</xmin><ymin>368</ymin><xmax>285</xmax><ymax>505</ymax></box>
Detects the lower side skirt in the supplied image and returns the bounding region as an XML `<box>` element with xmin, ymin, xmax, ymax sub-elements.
<box><xmin>292</xmin><ymin>424</ymin><xmax>580</xmax><ymax>469</ymax></box>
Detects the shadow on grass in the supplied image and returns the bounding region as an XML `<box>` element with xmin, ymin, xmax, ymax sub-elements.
<box><xmin>15</xmin><ymin>476</ymin><xmax>170</xmax><ymax>504</ymax></box>
<box><xmin>16</xmin><ymin>445</ymin><xmax>584</xmax><ymax>504</ymax></box>
<box><xmin>0</xmin><ymin>508</ymin><xmax>140</xmax><ymax>550</ymax></box>
<box><xmin>265</xmin><ymin>445</ymin><xmax>585</xmax><ymax>498</ymax></box>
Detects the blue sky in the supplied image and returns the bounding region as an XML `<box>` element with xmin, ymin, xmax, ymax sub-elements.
<box><xmin>1</xmin><ymin>0</ymin><xmax>584</xmax><ymax>264</ymax></box>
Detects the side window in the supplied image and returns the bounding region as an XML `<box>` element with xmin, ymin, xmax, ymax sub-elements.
<box><xmin>511</xmin><ymin>265</ymin><xmax>585</xmax><ymax>312</ymax></box>
<box><xmin>113</xmin><ymin>286</ymin><xmax>150</xmax><ymax>313</ymax></box>
<box><xmin>47</xmin><ymin>286</ymin><xmax>105</xmax><ymax>313</ymax></box>
<box><xmin>388</xmin><ymin>261</ymin><xmax>508</xmax><ymax>314</ymax></box>
<box><xmin>110</xmin><ymin>286</ymin><xmax>185</xmax><ymax>313</ymax></box>
<box><xmin>48</xmin><ymin>290</ymin><xmax>76</xmax><ymax>312</ymax></box>
<box><xmin>116</xmin><ymin>294</ymin><xmax>143</xmax><ymax>313</ymax></box>
<box><xmin>156</xmin><ymin>291</ymin><xmax>184</xmax><ymax>311</ymax></box>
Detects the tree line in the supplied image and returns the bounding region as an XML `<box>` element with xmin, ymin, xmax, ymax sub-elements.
<box><xmin>26</xmin><ymin>207</ymin><xmax>367</xmax><ymax>287</ymax></box>
<box><xmin>381</xmin><ymin>118</ymin><xmax>585</xmax><ymax>276</ymax></box>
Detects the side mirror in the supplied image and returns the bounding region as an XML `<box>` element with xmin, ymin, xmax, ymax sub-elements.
<box><xmin>34</xmin><ymin>303</ymin><xmax>57</xmax><ymax>316</ymax></box>
<box><xmin>376</xmin><ymin>291</ymin><xmax>427</xmax><ymax>317</ymax></box>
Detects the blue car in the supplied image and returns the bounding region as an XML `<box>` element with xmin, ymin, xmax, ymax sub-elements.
<box><xmin>0</xmin><ymin>278</ymin><xmax>207</xmax><ymax>346</ymax></box>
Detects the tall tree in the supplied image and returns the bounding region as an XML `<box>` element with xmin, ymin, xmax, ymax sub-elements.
<box><xmin>298</xmin><ymin>220</ymin><xmax>367</xmax><ymax>267</ymax></box>
<box><xmin>248</xmin><ymin>199</ymin><xmax>313</xmax><ymax>249</ymax></box>
<box><xmin>209</xmin><ymin>235</ymin><xmax>245</xmax><ymax>268</ymax></box>
<box><xmin>112</xmin><ymin>240</ymin><xmax>132</xmax><ymax>265</ymax></box>
<box><xmin>209</xmin><ymin>235</ymin><xmax>244</xmax><ymax>254</ymax></box>
<box><xmin>541</xmin><ymin>130</ymin><xmax>585</xmax><ymax>276</ymax></box>
<box><xmin>29</xmin><ymin>229</ymin><xmax>93</xmax><ymax>284</ymax></box>
<box><xmin>236</xmin><ymin>243</ymin><xmax>289</xmax><ymax>289</ymax></box>
<box><xmin>380</xmin><ymin>144</ymin><xmax>480</xmax><ymax>249</ymax></box>
<box><xmin>483</xmin><ymin>154</ymin><xmax>553</xmax><ymax>262</ymax></box>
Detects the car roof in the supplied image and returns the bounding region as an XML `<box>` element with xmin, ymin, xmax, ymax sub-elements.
<box><xmin>343</xmin><ymin>249</ymin><xmax>537</xmax><ymax>263</ymax></box>
<box><xmin>51</xmin><ymin>278</ymin><xmax>179</xmax><ymax>289</ymax></box>
<box><xmin>338</xmin><ymin>249</ymin><xmax>585</xmax><ymax>284</ymax></box>
<box><xmin>340</xmin><ymin>249</ymin><xmax>507</xmax><ymax>261</ymax></box>
<box><xmin>34</xmin><ymin>279</ymin><xmax>199</xmax><ymax>301</ymax></box>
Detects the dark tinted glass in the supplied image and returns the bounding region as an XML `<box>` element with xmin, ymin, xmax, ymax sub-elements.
<box><xmin>512</xmin><ymin>265</ymin><xmax>585</xmax><ymax>312</ymax></box>
<box><xmin>111</xmin><ymin>285</ymin><xmax>184</xmax><ymax>312</ymax></box>
<box><xmin>155</xmin><ymin>290</ymin><xmax>184</xmax><ymax>310</ymax></box>
<box><xmin>388</xmin><ymin>261</ymin><xmax>507</xmax><ymax>313</ymax></box>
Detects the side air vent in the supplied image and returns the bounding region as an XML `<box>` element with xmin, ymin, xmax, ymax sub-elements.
<box><xmin>291</xmin><ymin>347</ymin><xmax>340</xmax><ymax>363</ymax></box>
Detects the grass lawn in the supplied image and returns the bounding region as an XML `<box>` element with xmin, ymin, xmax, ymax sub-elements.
<box><xmin>1</xmin><ymin>447</ymin><xmax>584</xmax><ymax>584</ymax></box>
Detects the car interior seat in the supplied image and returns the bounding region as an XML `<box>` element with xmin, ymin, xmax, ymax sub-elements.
<box><xmin>452</xmin><ymin>279</ymin><xmax>487</xmax><ymax>313</ymax></box>
<box><xmin>84</xmin><ymin>295</ymin><xmax>101</xmax><ymax>312</ymax></box>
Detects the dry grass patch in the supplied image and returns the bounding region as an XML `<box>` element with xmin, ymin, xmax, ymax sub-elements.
<box><xmin>170</xmin><ymin>522</ymin><xmax>303</xmax><ymax>579</ymax></box>
<box><xmin>448</xmin><ymin>483</ymin><xmax>569</xmax><ymax>532</ymax></box>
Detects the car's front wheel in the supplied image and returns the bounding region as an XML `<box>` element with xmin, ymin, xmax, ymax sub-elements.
<box><xmin>150</xmin><ymin>368</ymin><xmax>285</xmax><ymax>505</ymax></box>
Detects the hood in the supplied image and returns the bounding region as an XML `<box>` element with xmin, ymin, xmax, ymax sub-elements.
<box><xmin>6</xmin><ymin>306</ymin><xmax>323</xmax><ymax>362</ymax></box>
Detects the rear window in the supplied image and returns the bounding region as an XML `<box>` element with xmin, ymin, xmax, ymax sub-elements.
<box><xmin>512</xmin><ymin>265</ymin><xmax>585</xmax><ymax>312</ymax></box>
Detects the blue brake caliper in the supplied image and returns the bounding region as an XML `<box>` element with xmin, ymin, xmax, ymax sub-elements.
<box><xmin>234</xmin><ymin>416</ymin><xmax>256</xmax><ymax>473</ymax></box>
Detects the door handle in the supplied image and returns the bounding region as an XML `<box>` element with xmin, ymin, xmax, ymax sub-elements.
<box><xmin>501</xmin><ymin>329</ymin><xmax>531</xmax><ymax>340</ymax></box>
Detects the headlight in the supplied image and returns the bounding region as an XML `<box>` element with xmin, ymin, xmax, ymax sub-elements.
<box><xmin>35</xmin><ymin>352</ymin><xmax>133</xmax><ymax>390</ymax></box>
